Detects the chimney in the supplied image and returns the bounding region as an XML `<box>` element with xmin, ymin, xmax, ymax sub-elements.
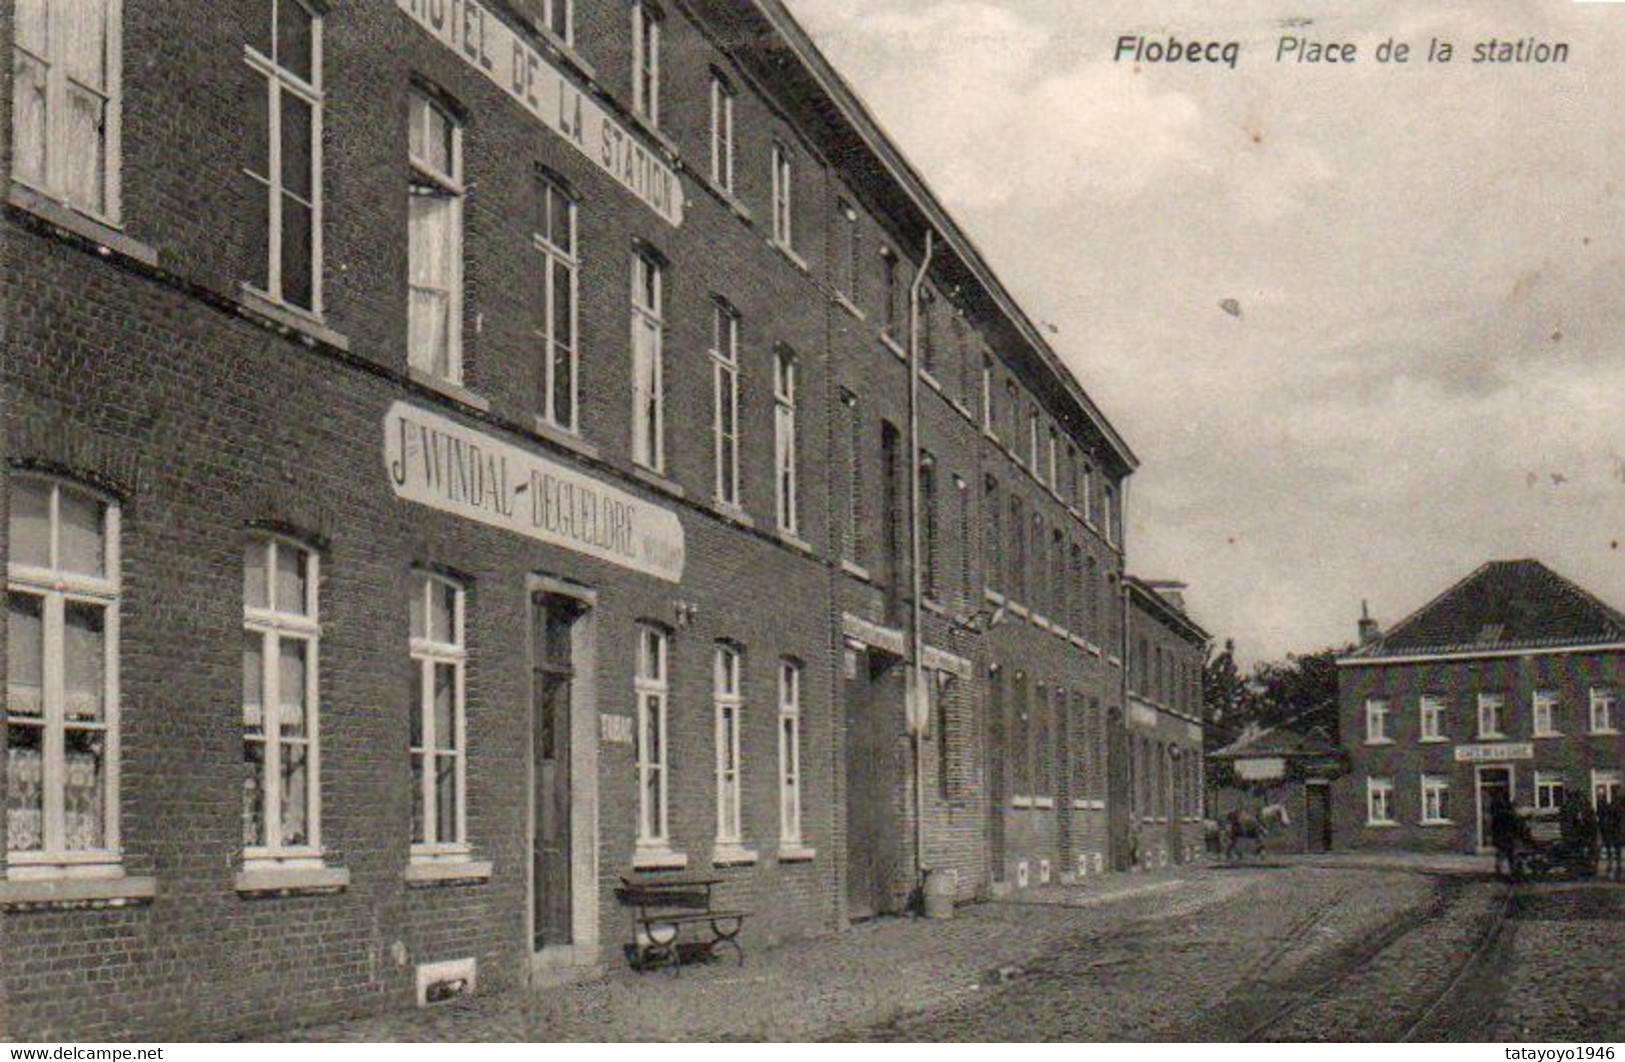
<box><xmin>1358</xmin><ymin>600</ymin><xmax>1381</xmax><ymax>647</ymax></box>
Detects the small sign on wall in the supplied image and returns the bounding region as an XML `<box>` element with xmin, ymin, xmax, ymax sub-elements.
<box><xmin>1235</xmin><ymin>757</ymin><xmax>1286</xmax><ymax>781</ymax></box>
<box><xmin>600</xmin><ymin>714</ymin><xmax>634</xmax><ymax>745</ymax></box>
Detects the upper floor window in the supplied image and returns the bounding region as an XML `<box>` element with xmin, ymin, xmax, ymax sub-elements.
<box><xmin>535</xmin><ymin>175</ymin><xmax>579</xmax><ymax>432</ymax></box>
<box><xmin>407</xmin><ymin>88</ymin><xmax>464</xmax><ymax>384</ymax></box>
<box><xmin>983</xmin><ymin>476</ymin><xmax>1001</xmax><ymax>595</ymax></box>
<box><xmin>1591</xmin><ymin>687</ymin><xmax>1617</xmax><ymax>734</ymax></box>
<box><xmin>6</xmin><ymin>476</ymin><xmax>121</xmax><ymax>868</ymax></box>
<box><xmin>243</xmin><ymin>533</ymin><xmax>321</xmax><ymax>860</ymax></box>
<box><xmin>409</xmin><ymin>572</ymin><xmax>466</xmax><ymax>855</ymax></box>
<box><xmin>882</xmin><ymin>248</ymin><xmax>902</xmax><ymax>340</ymax></box>
<box><xmin>981</xmin><ymin>355</ymin><xmax>995</xmax><ymax>435</ymax></box>
<box><xmin>713</xmin><ymin>643</ymin><xmax>743</xmax><ymax>845</ymax></box>
<box><xmin>246</xmin><ymin>0</ymin><xmax>322</xmax><ymax>315</ymax></box>
<box><xmin>774</xmin><ymin>347</ymin><xmax>800</xmax><ymax>535</ymax></box>
<box><xmin>771</xmin><ymin>143</ymin><xmax>795</xmax><ymax>251</ymax></box>
<box><xmin>631</xmin><ymin>249</ymin><xmax>665</xmax><ymax>472</ymax></box>
<box><xmin>1081</xmin><ymin>462</ymin><xmax>1095</xmax><ymax>524</ymax></box>
<box><xmin>1365</xmin><ymin>697</ymin><xmax>1390</xmax><ymax>743</ymax></box>
<box><xmin>521</xmin><ymin>0</ymin><xmax>572</xmax><ymax>43</ymax></box>
<box><xmin>1028</xmin><ymin>405</ymin><xmax>1041</xmax><ymax>470</ymax></box>
<box><xmin>1103</xmin><ymin>483</ymin><xmax>1119</xmax><ymax>546</ymax></box>
<box><xmin>1419</xmin><ymin>694</ymin><xmax>1446</xmax><ymax>741</ymax></box>
<box><xmin>12</xmin><ymin>0</ymin><xmax>122</xmax><ymax>220</ymax></box>
<box><xmin>710</xmin><ymin>300</ymin><xmax>740</xmax><ymax>507</ymax></box>
<box><xmin>836</xmin><ymin>200</ymin><xmax>860</xmax><ymax>303</ymax></box>
<box><xmin>1047</xmin><ymin>428</ymin><xmax>1059</xmax><ymax>489</ymax></box>
<box><xmin>919</xmin><ymin>451</ymin><xmax>938</xmax><ymax>600</ymax></box>
<box><xmin>632</xmin><ymin>2</ymin><xmax>661</xmax><ymax>126</ymax></box>
<box><xmin>919</xmin><ymin>288</ymin><xmax>936</xmax><ymax>376</ymax></box>
<box><xmin>1532</xmin><ymin>689</ymin><xmax>1560</xmax><ymax>737</ymax></box>
<box><xmin>709</xmin><ymin>72</ymin><xmax>735</xmax><ymax>194</ymax></box>
<box><xmin>1476</xmin><ymin>692</ymin><xmax>1504</xmax><ymax>739</ymax></box>
<box><xmin>841</xmin><ymin>390</ymin><xmax>862</xmax><ymax>564</ymax></box>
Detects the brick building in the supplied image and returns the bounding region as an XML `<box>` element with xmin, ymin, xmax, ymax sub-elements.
<box><xmin>1117</xmin><ymin>578</ymin><xmax>1208</xmax><ymax>870</ymax></box>
<box><xmin>0</xmin><ymin>0</ymin><xmax>1157</xmax><ymax>1038</ymax></box>
<box><xmin>1336</xmin><ymin>560</ymin><xmax>1624</xmax><ymax>854</ymax></box>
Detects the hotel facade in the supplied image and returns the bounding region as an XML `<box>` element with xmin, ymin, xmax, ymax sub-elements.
<box><xmin>0</xmin><ymin>0</ymin><xmax>1189</xmax><ymax>1037</ymax></box>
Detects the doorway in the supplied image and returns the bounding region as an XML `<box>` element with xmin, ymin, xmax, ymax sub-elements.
<box><xmin>1305</xmin><ymin>781</ymin><xmax>1332</xmax><ymax>852</ymax></box>
<box><xmin>845</xmin><ymin>643</ymin><xmax>902</xmax><ymax>921</ymax></box>
<box><xmin>1475</xmin><ymin>765</ymin><xmax>1513</xmax><ymax>852</ymax></box>
<box><xmin>530</xmin><ymin>587</ymin><xmax>592</xmax><ymax>958</ymax></box>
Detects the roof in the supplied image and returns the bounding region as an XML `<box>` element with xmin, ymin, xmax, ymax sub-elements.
<box><xmin>1344</xmin><ymin>559</ymin><xmax>1625</xmax><ymax>662</ymax></box>
<box><xmin>743</xmin><ymin>1</ymin><xmax>1139</xmax><ymax>475</ymax></box>
<box><xmin>1126</xmin><ymin>576</ymin><xmax>1211</xmax><ymax>647</ymax></box>
<box><xmin>1210</xmin><ymin>725</ymin><xmax>1341</xmax><ymax>761</ymax></box>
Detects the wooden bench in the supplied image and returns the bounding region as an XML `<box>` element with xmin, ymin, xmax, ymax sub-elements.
<box><xmin>616</xmin><ymin>875</ymin><xmax>747</xmax><ymax>973</ymax></box>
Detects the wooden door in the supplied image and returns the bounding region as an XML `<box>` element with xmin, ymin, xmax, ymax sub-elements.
<box><xmin>845</xmin><ymin>647</ymin><xmax>899</xmax><ymax>920</ymax></box>
<box><xmin>1305</xmin><ymin>782</ymin><xmax>1332</xmax><ymax>852</ymax></box>
<box><xmin>532</xmin><ymin>593</ymin><xmax>580</xmax><ymax>950</ymax></box>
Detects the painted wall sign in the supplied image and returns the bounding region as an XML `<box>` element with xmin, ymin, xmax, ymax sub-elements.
<box><xmin>385</xmin><ymin>402</ymin><xmax>685</xmax><ymax>582</ymax></box>
<box><xmin>396</xmin><ymin>0</ymin><xmax>684</xmax><ymax>227</ymax></box>
<box><xmin>1454</xmin><ymin>742</ymin><xmax>1534</xmax><ymax>763</ymax></box>
<box><xmin>600</xmin><ymin>714</ymin><xmax>634</xmax><ymax>745</ymax></box>
<box><xmin>1235</xmin><ymin>757</ymin><xmax>1286</xmax><ymax>781</ymax></box>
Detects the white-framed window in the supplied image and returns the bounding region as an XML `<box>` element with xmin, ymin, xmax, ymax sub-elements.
<box><xmin>710</xmin><ymin>300</ymin><xmax>740</xmax><ymax>506</ymax></box>
<box><xmin>1365</xmin><ymin>697</ymin><xmax>1391</xmax><ymax>744</ymax></box>
<box><xmin>1082</xmin><ymin>462</ymin><xmax>1095</xmax><ymax>524</ymax></box>
<box><xmin>881</xmin><ymin>248</ymin><xmax>902</xmax><ymax>340</ymax></box>
<box><xmin>1590</xmin><ymin>686</ymin><xmax>1617</xmax><ymax>734</ymax></box>
<box><xmin>634</xmin><ymin>624</ymin><xmax>669</xmax><ymax>845</ymax></box>
<box><xmin>713</xmin><ymin>643</ymin><xmax>743</xmax><ymax>844</ymax></box>
<box><xmin>535</xmin><ymin>174</ymin><xmax>579</xmax><ymax>432</ymax></box>
<box><xmin>1593</xmin><ymin>768</ymin><xmax>1621</xmax><ymax>808</ymax></box>
<box><xmin>774</xmin><ymin>347</ymin><xmax>799</xmax><ymax>535</ymax></box>
<box><xmin>1476</xmin><ymin>692</ymin><xmax>1504</xmax><ymax>739</ymax></box>
<box><xmin>841</xmin><ymin>389</ymin><xmax>862</xmax><ymax>564</ymax></box>
<box><xmin>5</xmin><ymin>476</ymin><xmax>121</xmax><ymax>871</ymax></box>
<box><xmin>631</xmin><ymin>2</ymin><xmax>660</xmax><ymax>126</ymax></box>
<box><xmin>245</xmin><ymin>0</ymin><xmax>322</xmax><ymax>314</ymax></box>
<box><xmin>919</xmin><ymin>451</ymin><xmax>938</xmax><ymax>600</ymax></box>
<box><xmin>630</xmin><ymin>249</ymin><xmax>665</xmax><ymax>472</ymax></box>
<box><xmin>709</xmin><ymin>71</ymin><xmax>734</xmax><ymax>194</ymax></box>
<box><xmin>981</xmin><ymin>355</ymin><xmax>995</xmax><ymax>434</ymax></box>
<box><xmin>1103</xmin><ymin>484</ymin><xmax>1118</xmax><ymax>546</ymax></box>
<box><xmin>1534</xmin><ymin>770</ymin><xmax>1565</xmax><ymax>812</ymax></box>
<box><xmin>778</xmin><ymin>659</ymin><xmax>802</xmax><ymax>843</ymax></box>
<box><xmin>1531</xmin><ymin>689</ymin><xmax>1560</xmax><ymax>737</ymax></box>
<box><xmin>243</xmin><ymin>534</ymin><xmax>321</xmax><ymax>861</ymax></box>
<box><xmin>1419</xmin><ymin>694</ymin><xmax>1446</xmax><ymax>742</ymax></box>
<box><xmin>1420</xmin><ymin>774</ymin><xmax>1450</xmax><ymax>824</ymax></box>
<box><xmin>836</xmin><ymin>199</ymin><xmax>859</xmax><ymax>303</ymax></box>
<box><xmin>1028</xmin><ymin>404</ymin><xmax>1041</xmax><ymax>471</ymax></box>
<box><xmin>11</xmin><ymin>0</ymin><xmax>123</xmax><ymax>221</ymax></box>
<box><xmin>525</xmin><ymin>0</ymin><xmax>572</xmax><ymax>43</ymax></box>
<box><xmin>1366</xmin><ymin>776</ymin><xmax>1395</xmax><ymax>826</ymax></box>
<box><xmin>1047</xmin><ymin>427</ymin><xmax>1059</xmax><ymax>489</ymax></box>
<box><xmin>409</xmin><ymin>572</ymin><xmax>466</xmax><ymax>856</ymax></box>
<box><xmin>771</xmin><ymin>143</ymin><xmax>794</xmax><ymax>251</ymax></box>
<box><xmin>407</xmin><ymin>88</ymin><xmax>464</xmax><ymax>383</ymax></box>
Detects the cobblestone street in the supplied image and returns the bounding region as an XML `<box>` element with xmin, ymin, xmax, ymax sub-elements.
<box><xmin>281</xmin><ymin>863</ymin><xmax>1623</xmax><ymax>1042</ymax></box>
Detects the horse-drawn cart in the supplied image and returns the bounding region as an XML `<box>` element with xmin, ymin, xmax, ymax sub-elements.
<box><xmin>1514</xmin><ymin>811</ymin><xmax>1597</xmax><ymax>881</ymax></box>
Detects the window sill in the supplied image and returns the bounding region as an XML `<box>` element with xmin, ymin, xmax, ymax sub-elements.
<box><xmin>923</xmin><ymin>597</ymin><xmax>951</xmax><ymax>618</ymax></box>
<box><xmin>880</xmin><ymin>332</ymin><xmax>907</xmax><ymax>361</ymax></box>
<box><xmin>708</xmin><ymin>499</ymin><xmax>755</xmax><ymax>530</ymax></box>
<box><xmin>405</xmin><ymin>858</ymin><xmax>493</xmax><ymax>887</ymax></box>
<box><xmin>1107</xmin><ymin>655</ymin><xmax>1122</xmax><ymax>669</ymax></box>
<box><xmin>771</xmin><ymin>240</ymin><xmax>809</xmax><ymax>274</ymax></box>
<box><xmin>631</xmin><ymin>845</ymin><xmax>689</xmax><ymax>871</ymax></box>
<box><xmin>0</xmin><ymin>872</ymin><xmax>157</xmax><ymax>909</ymax></box>
<box><xmin>631</xmin><ymin>115</ymin><xmax>681</xmax><ymax>159</ymax></box>
<box><xmin>531</xmin><ymin>416</ymin><xmax>600</xmax><ymax>460</ymax></box>
<box><xmin>238</xmin><ymin>285</ymin><xmax>351</xmax><ymax>352</ymax></box>
<box><xmin>7</xmin><ymin>182</ymin><xmax>158</xmax><ymax>267</ymax></box>
<box><xmin>834</xmin><ymin>293</ymin><xmax>865</xmax><ymax>321</ymax></box>
<box><xmin>1033</xmin><ymin>797</ymin><xmax>1056</xmax><ymax>810</ymax></box>
<box><xmin>1420</xmin><ymin>820</ymin><xmax>1454</xmax><ymax>828</ymax></box>
<box><xmin>984</xmin><ymin>588</ymin><xmax>1006</xmax><ymax>606</ymax></box>
<box><xmin>1364</xmin><ymin>739</ymin><xmax>1395</xmax><ymax>747</ymax></box>
<box><xmin>533</xmin><ymin>26</ymin><xmax>597</xmax><ymax>81</ymax></box>
<box><xmin>1365</xmin><ymin>821</ymin><xmax>1399</xmax><ymax>829</ymax></box>
<box><xmin>631</xmin><ymin>465</ymin><xmax>687</xmax><ymax>500</ymax></box>
<box><xmin>235</xmin><ymin>863</ymin><xmax>350</xmax><ymax>896</ymax></box>
<box><xmin>1532</xmin><ymin>731</ymin><xmax>1563</xmax><ymax>740</ymax></box>
<box><xmin>1007</xmin><ymin>601</ymin><xmax>1030</xmax><ymax>619</ymax></box>
<box><xmin>408</xmin><ymin>367</ymin><xmax>492</xmax><ymax>413</ymax></box>
<box><xmin>711</xmin><ymin>843</ymin><xmax>758</xmax><ymax>868</ymax></box>
<box><xmin>777</xmin><ymin>844</ymin><xmax>817</xmax><ymax>863</ymax></box>
<box><xmin>698</xmin><ymin>176</ymin><xmax>752</xmax><ymax>222</ymax></box>
<box><xmin>1010</xmin><ymin>796</ymin><xmax>1034</xmax><ymax>809</ymax></box>
<box><xmin>841</xmin><ymin>559</ymin><xmax>873</xmax><ymax>582</ymax></box>
<box><xmin>1586</xmin><ymin>729</ymin><xmax>1619</xmax><ymax>737</ymax></box>
<box><xmin>774</xmin><ymin>529</ymin><xmax>814</xmax><ymax>557</ymax></box>
<box><xmin>1031</xmin><ymin>613</ymin><xmax>1053</xmax><ymax>632</ymax></box>
<box><xmin>1420</xmin><ymin>737</ymin><xmax>1451</xmax><ymax>744</ymax></box>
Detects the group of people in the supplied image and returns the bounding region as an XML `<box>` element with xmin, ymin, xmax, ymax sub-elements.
<box><xmin>1488</xmin><ymin>790</ymin><xmax>1625</xmax><ymax>881</ymax></box>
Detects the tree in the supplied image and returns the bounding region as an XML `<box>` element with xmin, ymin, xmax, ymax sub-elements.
<box><xmin>1202</xmin><ymin>642</ymin><xmax>1352</xmax><ymax>752</ymax></box>
<box><xmin>1202</xmin><ymin>639</ymin><xmax>1257</xmax><ymax>753</ymax></box>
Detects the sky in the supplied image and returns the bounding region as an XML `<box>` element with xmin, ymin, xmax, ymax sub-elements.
<box><xmin>784</xmin><ymin>0</ymin><xmax>1625</xmax><ymax>663</ymax></box>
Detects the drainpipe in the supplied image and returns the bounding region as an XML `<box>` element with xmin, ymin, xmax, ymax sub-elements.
<box><xmin>907</xmin><ymin>228</ymin><xmax>936</xmax><ymax>903</ymax></box>
<box><xmin>1117</xmin><ymin>478</ymin><xmax>1132</xmax><ymax>871</ymax></box>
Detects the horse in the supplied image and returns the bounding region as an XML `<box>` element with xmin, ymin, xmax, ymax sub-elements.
<box><xmin>1223</xmin><ymin>803</ymin><xmax>1290</xmax><ymax>862</ymax></box>
<box><xmin>1599</xmin><ymin>795</ymin><xmax>1625</xmax><ymax>881</ymax></box>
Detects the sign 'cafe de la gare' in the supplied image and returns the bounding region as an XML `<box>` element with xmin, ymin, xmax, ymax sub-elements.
<box><xmin>386</xmin><ymin>402</ymin><xmax>687</xmax><ymax>582</ymax></box>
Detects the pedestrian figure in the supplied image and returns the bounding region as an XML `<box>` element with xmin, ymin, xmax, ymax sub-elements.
<box><xmin>1598</xmin><ymin>794</ymin><xmax>1624</xmax><ymax>881</ymax></box>
<box><xmin>1490</xmin><ymin>793</ymin><xmax>1523</xmax><ymax>881</ymax></box>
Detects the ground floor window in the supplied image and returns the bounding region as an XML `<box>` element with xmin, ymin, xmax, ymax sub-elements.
<box><xmin>409</xmin><ymin>571</ymin><xmax>466</xmax><ymax>854</ymax></box>
<box><xmin>1594</xmin><ymin>769</ymin><xmax>1621</xmax><ymax>807</ymax></box>
<box><xmin>713</xmin><ymin>642</ymin><xmax>743</xmax><ymax>845</ymax></box>
<box><xmin>1533</xmin><ymin>770</ymin><xmax>1565</xmax><ymax>812</ymax></box>
<box><xmin>635</xmin><ymin>624</ymin><xmax>670</xmax><ymax>845</ymax></box>
<box><xmin>778</xmin><ymin>659</ymin><xmax>803</xmax><ymax>843</ymax></box>
<box><xmin>1366</xmin><ymin>776</ymin><xmax>1395</xmax><ymax>825</ymax></box>
<box><xmin>1420</xmin><ymin>774</ymin><xmax>1450</xmax><ymax>824</ymax></box>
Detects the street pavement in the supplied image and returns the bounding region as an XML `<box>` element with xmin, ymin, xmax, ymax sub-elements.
<box><xmin>277</xmin><ymin>860</ymin><xmax>1623</xmax><ymax>1042</ymax></box>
